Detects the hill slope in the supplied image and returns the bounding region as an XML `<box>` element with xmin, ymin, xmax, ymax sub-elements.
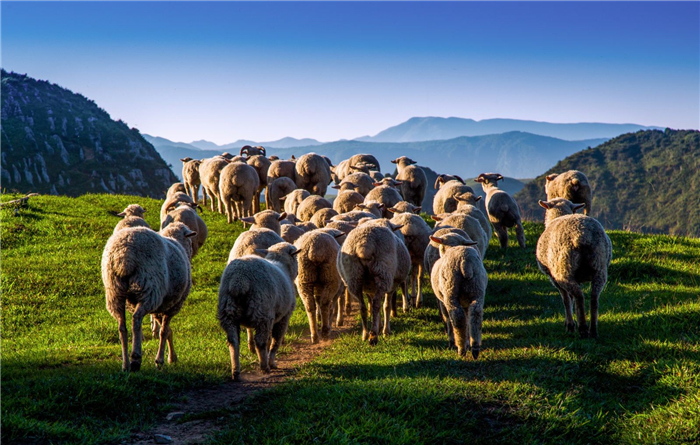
<box><xmin>360</xmin><ymin>116</ymin><xmax>662</xmax><ymax>142</ymax></box>
<box><xmin>515</xmin><ymin>129</ymin><xmax>700</xmax><ymax>237</ymax></box>
<box><xmin>1</xmin><ymin>71</ymin><xmax>178</xmax><ymax>197</ymax></box>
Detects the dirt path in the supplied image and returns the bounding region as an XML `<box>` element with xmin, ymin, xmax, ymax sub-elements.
<box><xmin>126</xmin><ymin>318</ymin><xmax>358</xmax><ymax>445</ymax></box>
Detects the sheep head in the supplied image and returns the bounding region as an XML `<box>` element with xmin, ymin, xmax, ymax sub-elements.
<box><xmin>455</xmin><ymin>192</ymin><xmax>482</xmax><ymax>206</ymax></box>
<box><xmin>391</xmin><ymin>156</ymin><xmax>417</xmax><ymax>167</ymax></box>
<box><xmin>117</xmin><ymin>204</ymin><xmax>146</xmax><ymax>218</ymax></box>
<box><xmin>539</xmin><ymin>198</ymin><xmax>585</xmax><ymax>226</ymax></box>
<box><xmin>429</xmin><ymin>233</ymin><xmax>477</xmax><ymax>257</ymax></box>
<box><xmin>180</xmin><ymin>157</ymin><xmax>193</xmax><ymax>163</ymax></box>
<box><xmin>475</xmin><ymin>173</ymin><xmax>504</xmax><ymax>188</ymax></box>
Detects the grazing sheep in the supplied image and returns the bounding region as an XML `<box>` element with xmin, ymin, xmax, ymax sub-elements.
<box><xmin>332</xmin><ymin>188</ymin><xmax>365</xmax><ymax>214</ymax></box>
<box><xmin>266</xmin><ymin>177</ymin><xmax>297</xmax><ymax>213</ymax></box>
<box><xmin>267</xmin><ymin>159</ymin><xmax>297</xmax><ymax>184</ymax></box>
<box><xmin>228</xmin><ymin>228</ymin><xmax>285</xmax><ymax>263</ymax></box>
<box><xmin>355</xmin><ymin>201</ymin><xmax>384</xmax><ymax>218</ymax></box>
<box><xmin>430</xmin><ymin>233</ymin><xmax>487</xmax><ymax>359</ymax></box>
<box><xmin>102</xmin><ymin>223</ymin><xmax>197</xmax><ymax>371</ymax></box>
<box><xmin>475</xmin><ymin>173</ymin><xmax>525</xmax><ymax>248</ymax></box>
<box><xmin>454</xmin><ymin>193</ymin><xmax>492</xmax><ymax>242</ymax></box>
<box><xmin>280</xmin><ymin>224</ymin><xmax>306</xmax><ymax>244</ymax></box>
<box><xmin>536</xmin><ymin>198</ymin><xmax>612</xmax><ymax>338</ymax></box>
<box><xmin>160</xmin><ymin>192</ymin><xmax>194</xmax><ymax>228</ymax></box>
<box><xmin>199</xmin><ymin>157</ymin><xmax>231</xmax><ymax>212</ymax></box>
<box><xmin>433</xmin><ymin>177</ymin><xmax>474</xmax><ymax>215</ymax></box>
<box><xmin>296</xmin><ymin>195</ymin><xmax>333</xmax><ymax>222</ymax></box>
<box><xmin>219</xmin><ymin>161</ymin><xmax>260</xmax><ymax>223</ymax></box>
<box><xmin>310</xmin><ymin>207</ymin><xmax>338</xmax><ymax>229</ymax></box>
<box><xmin>365</xmin><ymin>180</ymin><xmax>403</xmax><ymax>218</ymax></box>
<box><xmin>114</xmin><ymin>204</ymin><xmax>150</xmax><ymax>233</ymax></box>
<box><xmin>295</xmin><ymin>153</ymin><xmax>332</xmax><ymax>197</ymax></box>
<box><xmin>218</xmin><ymin>242</ymin><xmax>300</xmax><ymax>380</ymax></box>
<box><xmin>390</xmin><ymin>212</ymin><xmax>432</xmax><ymax>309</ymax></box>
<box><xmin>545</xmin><ymin>170</ymin><xmax>593</xmax><ymax>216</ymax></box>
<box><xmin>180</xmin><ymin>158</ymin><xmax>202</xmax><ymax>204</ymax></box>
<box><xmin>388</xmin><ymin>201</ymin><xmax>422</xmax><ymax>215</ymax></box>
<box><xmin>294</xmin><ymin>231</ymin><xmax>343</xmax><ymax>343</ymax></box>
<box><xmin>432</xmin><ymin>213</ymin><xmax>488</xmax><ymax>259</ymax></box>
<box><xmin>240</xmin><ymin>210</ymin><xmax>288</xmax><ymax>235</ymax></box>
<box><xmin>282</xmin><ymin>189</ymin><xmax>310</xmax><ymax>216</ymax></box>
<box><xmin>247</xmin><ymin>155</ymin><xmax>272</xmax><ymax>214</ymax></box>
<box><xmin>424</xmin><ymin>227</ymin><xmax>471</xmax><ymax>276</ymax></box>
<box><xmin>392</xmin><ymin>156</ymin><xmax>427</xmax><ymax>207</ymax></box>
<box><xmin>161</xmin><ymin>203</ymin><xmax>208</xmax><ymax>257</ymax></box>
<box><xmin>239</xmin><ymin>145</ymin><xmax>266</xmax><ymax>157</ymax></box>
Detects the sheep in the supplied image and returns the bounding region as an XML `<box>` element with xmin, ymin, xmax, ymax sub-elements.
<box><xmin>475</xmin><ymin>173</ymin><xmax>525</xmax><ymax>248</ymax></box>
<box><xmin>282</xmin><ymin>189</ymin><xmax>310</xmax><ymax>216</ymax></box>
<box><xmin>310</xmin><ymin>207</ymin><xmax>338</xmax><ymax>229</ymax></box>
<box><xmin>330</xmin><ymin>159</ymin><xmax>352</xmax><ymax>184</ymax></box>
<box><xmin>102</xmin><ymin>223</ymin><xmax>197</xmax><ymax>371</ymax></box>
<box><xmin>296</xmin><ymin>221</ymin><xmax>318</xmax><ymax>232</ymax></box>
<box><xmin>355</xmin><ymin>201</ymin><xmax>384</xmax><ymax>218</ymax></box>
<box><xmin>228</xmin><ymin>228</ymin><xmax>285</xmax><ymax>263</ymax></box>
<box><xmin>332</xmin><ymin>187</ymin><xmax>365</xmax><ymax>214</ymax></box>
<box><xmin>239</xmin><ymin>145</ymin><xmax>266</xmax><ymax>157</ymax></box>
<box><xmin>199</xmin><ymin>157</ymin><xmax>231</xmax><ymax>212</ymax></box>
<box><xmin>247</xmin><ymin>155</ymin><xmax>272</xmax><ymax>214</ymax></box>
<box><xmin>294</xmin><ymin>230</ymin><xmax>343</xmax><ymax>343</ymax></box>
<box><xmin>166</xmin><ymin>182</ymin><xmax>187</xmax><ymax>200</ymax></box>
<box><xmin>180</xmin><ymin>158</ymin><xmax>202</xmax><ymax>204</ymax></box>
<box><xmin>433</xmin><ymin>177</ymin><xmax>474</xmax><ymax>215</ymax></box>
<box><xmin>113</xmin><ymin>204</ymin><xmax>150</xmax><ymax>233</ymax></box>
<box><xmin>218</xmin><ymin>242</ymin><xmax>300</xmax><ymax>380</ymax></box>
<box><xmin>536</xmin><ymin>198</ymin><xmax>612</xmax><ymax>338</ymax></box>
<box><xmin>219</xmin><ymin>161</ymin><xmax>260</xmax><ymax>224</ymax></box>
<box><xmin>389</xmin><ymin>212</ymin><xmax>432</xmax><ymax>309</ymax></box>
<box><xmin>280</xmin><ymin>223</ymin><xmax>306</xmax><ymax>244</ymax></box>
<box><xmin>388</xmin><ymin>201</ymin><xmax>422</xmax><ymax>214</ymax></box>
<box><xmin>454</xmin><ymin>192</ymin><xmax>492</xmax><ymax>242</ymax></box>
<box><xmin>240</xmin><ymin>210</ymin><xmax>288</xmax><ymax>235</ymax></box>
<box><xmin>430</xmin><ymin>233</ymin><xmax>487</xmax><ymax>359</ymax></box>
<box><xmin>160</xmin><ymin>192</ymin><xmax>194</xmax><ymax>228</ymax></box>
<box><xmin>265</xmin><ymin>177</ymin><xmax>296</xmax><ymax>213</ymax></box>
<box><xmin>348</xmin><ymin>154</ymin><xmax>381</xmax><ymax>173</ymax></box>
<box><xmin>340</xmin><ymin>172</ymin><xmax>375</xmax><ymax>197</ymax></box>
<box><xmin>267</xmin><ymin>159</ymin><xmax>297</xmax><ymax>184</ymax></box>
<box><xmin>296</xmin><ymin>195</ymin><xmax>333</xmax><ymax>222</ymax></box>
<box><xmin>338</xmin><ymin>224</ymin><xmax>408</xmax><ymax>344</ymax></box>
<box><xmin>392</xmin><ymin>156</ymin><xmax>427</xmax><ymax>206</ymax></box>
<box><xmin>369</xmin><ymin>171</ymin><xmax>384</xmax><ymax>183</ymax></box>
<box><xmin>325</xmin><ymin>220</ymin><xmax>358</xmax><ymax>236</ymax></box>
<box><xmin>331</xmin><ymin>210</ymin><xmax>378</xmax><ymax>223</ymax></box>
<box><xmin>432</xmin><ymin>213</ymin><xmax>488</xmax><ymax>259</ymax></box>
<box><xmin>424</xmin><ymin>227</ymin><xmax>471</xmax><ymax>276</ymax></box>
<box><xmin>545</xmin><ymin>170</ymin><xmax>593</xmax><ymax>216</ymax></box>
<box><xmin>161</xmin><ymin>202</ymin><xmax>208</xmax><ymax>257</ymax></box>
<box><xmin>365</xmin><ymin>180</ymin><xmax>403</xmax><ymax>218</ymax></box>
<box><xmin>295</xmin><ymin>153</ymin><xmax>332</xmax><ymax>197</ymax></box>
<box><xmin>434</xmin><ymin>174</ymin><xmax>465</xmax><ymax>189</ymax></box>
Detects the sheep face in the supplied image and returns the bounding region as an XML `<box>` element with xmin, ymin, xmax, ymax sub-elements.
<box><xmin>475</xmin><ymin>173</ymin><xmax>504</xmax><ymax>189</ymax></box>
<box><xmin>388</xmin><ymin>201</ymin><xmax>421</xmax><ymax>214</ymax></box>
<box><xmin>391</xmin><ymin>156</ymin><xmax>417</xmax><ymax>168</ymax></box>
<box><xmin>118</xmin><ymin>204</ymin><xmax>146</xmax><ymax>218</ymax></box>
<box><xmin>539</xmin><ymin>198</ymin><xmax>585</xmax><ymax>226</ymax></box>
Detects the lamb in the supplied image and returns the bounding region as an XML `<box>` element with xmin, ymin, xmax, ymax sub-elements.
<box><xmin>295</xmin><ymin>153</ymin><xmax>332</xmax><ymax>197</ymax></box>
<box><xmin>218</xmin><ymin>242</ymin><xmax>300</xmax><ymax>380</ymax></box>
<box><xmin>160</xmin><ymin>192</ymin><xmax>194</xmax><ymax>228</ymax></box>
<box><xmin>102</xmin><ymin>223</ymin><xmax>197</xmax><ymax>371</ymax></box>
<box><xmin>280</xmin><ymin>224</ymin><xmax>306</xmax><ymax>244</ymax></box>
<box><xmin>239</xmin><ymin>145</ymin><xmax>266</xmax><ymax>157</ymax></box>
<box><xmin>454</xmin><ymin>192</ymin><xmax>492</xmax><ymax>242</ymax></box>
<box><xmin>389</xmin><ymin>212</ymin><xmax>432</xmax><ymax>309</ymax></box>
<box><xmin>365</xmin><ymin>179</ymin><xmax>403</xmax><ymax>218</ymax></box>
<box><xmin>355</xmin><ymin>201</ymin><xmax>384</xmax><ymax>218</ymax></box>
<box><xmin>228</xmin><ymin>228</ymin><xmax>285</xmax><ymax>263</ymax></box>
<box><xmin>430</xmin><ymin>233</ymin><xmax>487</xmax><ymax>359</ymax></box>
<box><xmin>240</xmin><ymin>210</ymin><xmax>288</xmax><ymax>235</ymax></box>
<box><xmin>545</xmin><ymin>170</ymin><xmax>593</xmax><ymax>215</ymax></box>
<box><xmin>113</xmin><ymin>204</ymin><xmax>150</xmax><ymax>233</ymax></box>
<box><xmin>296</xmin><ymin>195</ymin><xmax>333</xmax><ymax>222</ymax></box>
<box><xmin>432</xmin><ymin>213</ymin><xmax>488</xmax><ymax>259</ymax></box>
<box><xmin>282</xmin><ymin>189</ymin><xmax>310</xmax><ymax>216</ymax></box>
<box><xmin>475</xmin><ymin>173</ymin><xmax>526</xmax><ymax>248</ymax></box>
<box><xmin>536</xmin><ymin>198</ymin><xmax>612</xmax><ymax>338</ymax></box>
<box><xmin>219</xmin><ymin>161</ymin><xmax>260</xmax><ymax>223</ymax></box>
<box><xmin>433</xmin><ymin>177</ymin><xmax>474</xmax><ymax>215</ymax></box>
<box><xmin>424</xmin><ymin>227</ymin><xmax>471</xmax><ymax>275</ymax></box>
<box><xmin>392</xmin><ymin>156</ymin><xmax>427</xmax><ymax>207</ymax></box>
<box><xmin>247</xmin><ymin>155</ymin><xmax>272</xmax><ymax>214</ymax></box>
<box><xmin>265</xmin><ymin>177</ymin><xmax>296</xmax><ymax>213</ymax></box>
<box><xmin>332</xmin><ymin>187</ymin><xmax>365</xmax><ymax>214</ymax></box>
<box><xmin>310</xmin><ymin>207</ymin><xmax>338</xmax><ymax>229</ymax></box>
<box><xmin>199</xmin><ymin>156</ymin><xmax>231</xmax><ymax>212</ymax></box>
<box><xmin>161</xmin><ymin>202</ymin><xmax>208</xmax><ymax>257</ymax></box>
<box><xmin>180</xmin><ymin>158</ymin><xmax>202</xmax><ymax>204</ymax></box>
<box><xmin>388</xmin><ymin>201</ymin><xmax>422</xmax><ymax>214</ymax></box>
<box><xmin>294</xmin><ymin>230</ymin><xmax>343</xmax><ymax>343</ymax></box>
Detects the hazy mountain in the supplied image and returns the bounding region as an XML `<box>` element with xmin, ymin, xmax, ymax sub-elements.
<box><xmin>358</xmin><ymin>116</ymin><xmax>662</xmax><ymax>143</ymax></box>
<box><xmin>1</xmin><ymin>70</ymin><xmax>178</xmax><ymax>197</ymax></box>
<box><xmin>515</xmin><ymin>129</ymin><xmax>700</xmax><ymax>237</ymax></box>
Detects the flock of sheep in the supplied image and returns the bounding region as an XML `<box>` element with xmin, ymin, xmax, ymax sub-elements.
<box><xmin>101</xmin><ymin>146</ymin><xmax>612</xmax><ymax>380</ymax></box>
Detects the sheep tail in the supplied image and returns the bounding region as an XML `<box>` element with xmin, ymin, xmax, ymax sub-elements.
<box><xmin>355</xmin><ymin>243</ymin><xmax>376</xmax><ymax>260</ymax></box>
<box><xmin>459</xmin><ymin>258</ymin><xmax>474</xmax><ymax>280</ymax></box>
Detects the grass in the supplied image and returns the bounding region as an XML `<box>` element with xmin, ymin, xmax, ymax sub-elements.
<box><xmin>2</xmin><ymin>193</ymin><xmax>699</xmax><ymax>444</ymax></box>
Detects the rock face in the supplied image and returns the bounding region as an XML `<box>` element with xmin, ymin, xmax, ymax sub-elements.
<box><xmin>1</xmin><ymin>70</ymin><xmax>178</xmax><ymax>197</ymax></box>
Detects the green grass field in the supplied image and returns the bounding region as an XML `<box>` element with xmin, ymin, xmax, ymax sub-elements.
<box><xmin>2</xmin><ymin>194</ymin><xmax>699</xmax><ymax>444</ymax></box>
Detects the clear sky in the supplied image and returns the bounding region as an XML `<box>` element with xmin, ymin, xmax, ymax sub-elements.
<box><xmin>2</xmin><ymin>1</ymin><xmax>698</xmax><ymax>144</ymax></box>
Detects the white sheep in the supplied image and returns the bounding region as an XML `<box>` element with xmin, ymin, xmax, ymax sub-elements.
<box><xmin>219</xmin><ymin>161</ymin><xmax>260</xmax><ymax>223</ymax></box>
<box><xmin>228</xmin><ymin>228</ymin><xmax>285</xmax><ymax>263</ymax></box>
<box><xmin>295</xmin><ymin>153</ymin><xmax>332</xmax><ymax>197</ymax></box>
<box><xmin>282</xmin><ymin>189</ymin><xmax>310</xmax><ymax>216</ymax></box>
<box><xmin>296</xmin><ymin>195</ymin><xmax>333</xmax><ymax>222</ymax></box>
<box><xmin>432</xmin><ymin>213</ymin><xmax>488</xmax><ymax>259</ymax></box>
<box><xmin>392</xmin><ymin>156</ymin><xmax>427</xmax><ymax>207</ymax></box>
<box><xmin>365</xmin><ymin>179</ymin><xmax>403</xmax><ymax>218</ymax></box>
<box><xmin>389</xmin><ymin>212</ymin><xmax>432</xmax><ymax>309</ymax></box>
<box><xmin>180</xmin><ymin>158</ymin><xmax>202</xmax><ymax>204</ymax></box>
<box><xmin>454</xmin><ymin>192</ymin><xmax>492</xmax><ymax>242</ymax></box>
<box><xmin>161</xmin><ymin>202</ymin><xmax>208</xmax><ymax>257</ymax></box>
<box><xmin>246</xmin><ymin>155</ymin><xmax>272</xmax><ymax>214</ymax></box>
<box><xmin>475</xmin><ymin>173</ymin><xmax>525</xmax><ymax>248</ymax></box>
<box><xmin>433</xmin><ymin>176</ymin><xmax>474</xmax><ymax>215</ymax></box>
<box><xmin>199</xmin><ymin>156</ymin><xmax>231</xmax><ymax>213</ymax></box>
<box><xmin>240</xmin><ymin>210</ymin><xmax>288</xmax><ymax>235</ymax></box>
<box><xmin>266</xmin><ymin>177</ymin><xmax>296</xmax><ymax>213</ymax></box>
<box><xmin>160</xmin><ymin>192</ymin><xmax>194</xmax><ymax>228</ymax></box>
<box><xmin>113</xmin><ymin>204</ymin><xmax>150</xmax><ymax>233</ymax></box>
<box><xmin>545</xmin><ymin>170</ymin><xmax>593</xmax><ymax>216</ymax></box>
<box><xmin>332</xmin><ymin>187</ymin><xmax>365</xmax><ymax>214</ymax></box>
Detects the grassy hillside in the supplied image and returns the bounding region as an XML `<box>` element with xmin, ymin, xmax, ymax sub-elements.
<box><xmin>515</xmin><ymin>129</ymin><xmax>700</xmax><ymax>237</ymax></box>
<box><xmin>2</xmin><ymin>194</ymin><xmax>699</xmax><ymax>444</ymax></box>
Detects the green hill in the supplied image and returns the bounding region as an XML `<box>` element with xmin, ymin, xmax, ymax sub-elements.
<box><xmin>2</xmin><ymin>193</ymin><xmax>699</xmax><ymax>444</ymax></box>
<box><xmin>1</xmin><ymin>70</ymin><xmax>178</xmax><ymax>197</ymax></box>
<box><xmin>515</xmin><ymin>129</ymin><xmax>700</xmax><ymax>237</ymax></box>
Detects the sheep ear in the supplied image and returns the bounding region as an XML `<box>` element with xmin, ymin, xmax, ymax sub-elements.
<box><xmin>387</xmin><ymin>207</ymin><xmax>397</xmax><ymax>213</ymax></box>
<box><xmin>290</xmin><ymin>155</ymin><xmax>296</xmax><ymax>160</ymax></box>
<box><xmin>414</xmin><ymin>206</ymin><xmax>421</xmax><ymax>213</ymax></box>
<box><xmin>573</xmin><ymin>203</ymin><xmax>586</xmax><ymax>213</ymax></box>
<box><xmin>497</xmin><ymin>174</ymin><xmax>504</xmax><ymax>181</ymax></box>
<box><xmin>454</xmin><ymin>195</ymin><xmax>466</xmax><ymax>202</ymax></box>
<box><xmin>356</xmin><ymin>204</ymin><xmax>367</xmax><ymax>209</ymax></box>
<box><xmin>391</xmin><ymin>159</ymin><xmax>398</xmax><ymax>164</ymax></box>
<box><xmin>290</xmin><ymin>248</ymin><xmax>302</xmax><ymax>256</ymax></box>
<box><xmin>464</xmin><ymin>240</ymin><xmax>478</xmax><ymax>247</ymax></box>
<box><xmin>454</xmin><ymin>175</ymin><xmax>465</xmax><ymax>184</ymax></box>
<box><xmin>255</xmin><ymin>249</ymin><xmax>269</xmax><ymax>256</ymax></box>
<box><xmin>185</xmin><ymin>230</ymin><xmax>198</xmax><ymax>238</ymax></box>
<box><xmin>429</xmin><ymin>235</ymin><xmax>444</xmax><ymax>244</ymax></box>
<box><xmin>390</xmin><ymin>224</ymin><xmax>404</xmax><ymax>231</ymax></box>
<box><xmin>538</xmin><ymin>200</ymin><xmax>552</xmax><ymax>209</ymax></box>
<box><xmin>373</xmin><ymin>182</ymin><xmax>383</xmax><ymax>187</ymax></box>
<box><xmin>117</xmin><ymin>211</ymin><xmax>126</xmax><ymax>217</ymax></box>
<box><xmin>333</xmin><ymin>232</ymin><xmax>345</xmax><ymax>239</ymax></box>
<box><xmin>347</xmin><ymin>221</ymin><xmax>359</xmax><ymax>227</ymax></box>
<box><xmin>186</xmin><ymin>202</ymin><xmax>197</xmax><ymax>208</ymax></box>
<box><xmin>241</xmin><ymin>216</ymin><xmax>256</xmax><ymax>224</ymax></box>
<box><xmin>279</xmin><ymin>195</ymin><xmax>287</xmax><ymax>201</ymax></box>
<box><xmin>475</xmin><ymin>196</ymin><xmax>482</xmax><ymax>202</ymax></box>
<box><xmin>431</xmin><ymin>215</ymin><xmax>443</xmax><ymax>221</ymax></box>
<box><xmin>475</xmin><ymin>174</ymin><xmax>485</xmax><ymax>182</ymax></box>
<box><xmin>377</xmin><ymin>203</ymin><xmax>384</xmax><ymax>209</ymax></box>
<box><xmin>546</xmin><ymin>174</ymin><xmax>558</xmax><ymax>181</ymax></box>
<box><xmin>278</xmin><ymin>212</ymin><xmax>288</xmax><ymax>220</ymax></box>
<box><xmin>180</xmin><ymin>157</ymin><xmax>192</xmax><ymax>162</ymax></box>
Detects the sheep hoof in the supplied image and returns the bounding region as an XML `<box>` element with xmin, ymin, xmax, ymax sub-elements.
<box><xmin>362</xmin><ymin>330</ymin><xmax>369</xmax><ymax>341</ymax></box>
<box><xmin>248</xmin><ymin>343</ymin><xmax>256</xmax><ymax>354</ymax></box>
<box><xmin>565</xmin><ymin>322</ymin><xmax>575</xmax><ymax>333</ymax></box>
<box><xmin>390</xmin><ymin>310</ymin><xmax>398</xmax><ymax>318</ymax></box>
<box><xmin>269</xmin><ymin>360</ymin><xmax>278</xmax><ymax>369</ymax></box>
<box><xmin>130</xmin><ymin>361</ymin><xmax>141</xmax><ymax>372</ymax></box>
<box><xmin>310</xmin><ymin>335</ymin><xmax>319</xmax><ymax>344</ymax></box>
<box><xmin>368</xmin><ymin>332</ymin><xmax>379</xmax><ymax>346</ymax></box>
<box><xmin>382</xmin><ymin>329</ymin><xmax>391</xmax><ymax>337</ymax></box>
<box><xmin>414</xmin><ymin>301</ymin><xmax>422</xmax><ymax>309</ymax></box>
<box><xmin>232</xmin><ymin>372</ymin><xmax>241</xmax><ymax>382</ymax></box>
<box><xmin>155</xmin><ymin>358</ymin><xmax>164</xmax><ymax>368</ymax></box>
<box><xmin>471</xmin><ymin>348</ymin><xmax>480</xmax><ymax>360</ymax></box>
<box><xmin>262</xmin><ymin>366</ymin><xmax>271</xmax><ymax>374</ymax></box>
<box><xmin>457</xmin><ymin>348</ymin><xmax>467</xmax><ymax>357</ymax></box>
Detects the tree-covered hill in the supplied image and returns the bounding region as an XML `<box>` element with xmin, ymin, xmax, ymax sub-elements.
<box><xmin>1</xmin><ymin>70</ymin><xmax>178</xmax><ymax>197</ymax></box>
<box><xmin>515</xmin><ymin>129</ymin><xmax>700</xmax><ymax>237</ymax></box>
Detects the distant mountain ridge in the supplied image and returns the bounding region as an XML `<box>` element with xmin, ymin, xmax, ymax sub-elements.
<box><xmin>358</xmin><ymin>116</ymin><xmax>662</xmax><ymax>143</ymax></box>
<box><xmin>143</xmin><ymin>134</ymin><xmax>323</xmax><ymax>153</ymax></box>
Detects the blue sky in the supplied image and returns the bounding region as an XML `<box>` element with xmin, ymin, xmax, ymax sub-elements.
<box><xmin>2</xmin><ymin>1</ymin><xmax>698</xmax><ymax>144</ymax></box>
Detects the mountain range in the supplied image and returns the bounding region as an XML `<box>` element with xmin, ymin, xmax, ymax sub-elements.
<box><xmin>143</xmin><ymin>134</ymin><xmax>323</xmax><ymax>153</ymax></box>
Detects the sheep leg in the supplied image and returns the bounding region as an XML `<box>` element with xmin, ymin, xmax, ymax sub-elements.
<box><xmin>369</xmin><ymin>290</ymin><xmax>383</xmax><ymax>345</ymax></box>
<box><xmin>382</xmin><ymin>294</ymin><xmax>392</xmax><ymax>336</ymax></box>
<box><xmin>319</xmin><ymin>299</ymin><xmax>332</xmax><ymax>340</ymax></box>
<box><xmin>201</xmin><ymin>187</ymin><xmax>209</xmax><ymax>209</ymax></box>
<box><xmin>390</xmin><ymin>291</ymin><xmax>398</xmax><ymax>317</ymax></box>
<box><xmin>414</xmin><ymin>264</ymin><xmax>424</xmax><ymax>309</ymax></box>
<box><xmin>589</xmin><ymin>274</ymin><xmax>606</xmax><ymax>339</ymax></box>
<box><xmin>130</xmin><ymin>303</ymin><xmax>147</xmax><ymax>372</ymax></box>
<box><xmin>254</xmin><ymin>191</ymin><xmax>261</xmax><ymax>214</ymax></box>
<box><xmin>437</xmin><ymin>301</ymin><xmax>452</xmax><ymax>339</ymax></box>
<box><xmin>116</xmin><ymin>304</ymin><xmax>130</xmax><ymax>372</ymax></box>
<box><xmin>193</xmin><ymin>184</ymin><xmax>200</xmax><ymax>205</ymax></box>
<box><xmin>357</xmin><ymin>292</ymin><xmax>370</xmax><ymax>341</ymax></box>
<box><xmin>447</xmin><ymin>304</ymin><xmax>468</xmax><ymax>357</ymax></box>
<box><xmin>467</xmin><ymin>301</ymin><xmax>483</xmax><ymax>360</ymax></box>
<box><xmin>166</xmin><ymin>324</ymin><xmax>177</xmax><ymax>364</ymax></box>
<box><xmin>401</xmin><ymin>280</ymin><xmax>412</xmax><ymax>312</ymax></box>
<box><xmin>344</xmin><ymin>289</ymin><xmax>353</xmax><ymax>316</ymax></box>
<box><xmin>335</xmin><ymin>288</ymin><xmax>345</xmax><ymax>327</ymax></box>
<box><xmin>154</xmin><ymin>315</ymin><xmax>172</xmax><ymax>367</ymax></box>
<box><xmin>567</xmin><ymin>284</ymin><xmax>589</xmax><ymax>338</ymax></box>
<box><xmin>225</xmin><ymin>324</ymin><xmax>241</xmax><ymax>381</ymax></box>
<box><xmin>150</xmin><ymin>314</ymin><xmax>161</xmax><ymax>338</ymax></box>
<box><xmin>515</xmin><ymin>220</ymin><xmax>526</xmax><ymax>248</ymax></box>
<box><xmin>217</xmin><ymin>192</ymin><xmax>224</xmax><ymax>214</ymax></box>
<box><xmin>247</xmin><ymin>328</ymin><xmax>256</xmax><ymax>353</ymax></box>
<box><xmin>301</xmin><ymin>286</ymin><xmax>319</xmax><ymax>344</ymax></box>
<box><xmin>254</xmin><ymin>324</ymin><xmax>272</xmax><ymax>373</ymax></box>
<box><xmin>269</xmin><ymin>314</ymin><xmax>291</xmax><ymax>369</ymax></box>
<box><xmin>494</xmin><ymin>223</ymin><xmax>509</xmax><ymax>248</ymax></box>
